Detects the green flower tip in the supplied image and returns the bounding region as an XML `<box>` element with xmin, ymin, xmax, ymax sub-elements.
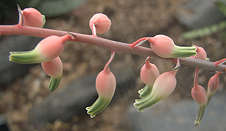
<box><xmin>86</xmin><ymin>96</ymin><xmax>111</xmax><ymax>118</ymax></box>
<box><xmin>48</xmin><ymin>76</ymin><xmax>61</xmax><ymax>92</ymax></box>
<box><xmin>138</xmin><ymin>85</ymin><xmax>152</xmax><ymax>98</ymax></box>
<box><xmin>9</xmin><ymin>50</ymin><xmax>44</xmax><ymax>64</ymax></box>
<box><xmin>133</xmin><ymin>96</ymin><xmax>161</xmax><ymax>112</ymax></box>
<box><xmin>194</xmin><ymin>104</ymin><xmax>207</xmax><ymax>127</ymax></box>
<box><xmin>172</xmin><ymin>45</ymin><xmax>197</xmax><ymax>58</ymax></box>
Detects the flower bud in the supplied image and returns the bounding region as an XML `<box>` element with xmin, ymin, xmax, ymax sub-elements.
<box><xmin>89</xmin><ymin>13</ymin><xmax>111</xmax><ymax>35</ymax></box>
<box><xmin>138</xmin><ymin>57</ymin><xmax>159</xmax><ymax>98</ymax></box>
<box><xmin>134</xmin><ymin>70</ymin><xmax>177</xmax><ymax>111</ymax></box>
<box><xmin>86</xmin><ymin>69</ymin><xmax>116</xmax><ymax>118</ymax></box>
<box><xmin>207</xmin><ymin>72</ymin><xmax>221</xmax><ymax>97</ymax></box>
<box><xmin>41</xmin><ymin>56</ymin><xmax>63</xmax><ymax>91</ymax></box>
<box><xmin>9</xmin><ymin>35</ymin><xmax>71</xmax><ymax>64</ymax></box>
<box><xmin>148</xmin><ymin>35</ymin><xmax>196</xmax><ymax>58</ymax></box>
<box><xmin>191</xmin><ymin>45</ymin><xmax>208</xmax><ymax>60</ymax></box>
<box><xmin>18</xmin><ymin>5</ymin><xmax>45</xmax><ymax>27</ymax></box>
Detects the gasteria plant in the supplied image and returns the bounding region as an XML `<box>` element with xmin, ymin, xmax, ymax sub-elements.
<box><xmin>0</xmin><ymin>5</ymin><xmax>225</xmax><ymax>126</ymax></box>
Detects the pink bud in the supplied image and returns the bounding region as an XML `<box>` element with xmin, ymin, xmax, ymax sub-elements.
<box><xmin>9</xmin><ymin>35</ymin><xmax>71</xmax><ymax>64</ymax></box>
<box><xmin>191</xmin><ymin>85</ymin><xmax>207</xmax><ymax>105</ymax></box>
<box><xmin>148</xmin><ymin>35</ymin><xmax>196</xmax><ymax>58</ymax></box>
<box><xmin>89</xmin><ymin>13</ymin><xmax>111</xmax><ymax>35</ymax></box>
<box><xmin>207</xmin><ymin>72</ymin><xmax>221</xmax><ymax>96</ymax></box>
<box><xmin>140</xmin><ymin>60</ymin><xmax>159</xmax><ymax>86</ymax></box>
<box><xmin>21</xmin><ymin>8</ymin><xmax>45</xmax><ymax>27</ymax></box>
<box><xmin>41</xmin><ymin>56</ymin><xmax>63</xmax><ymax>77</ymax></box>
<box><xmin>191</xmin><ymin>45</ymin><xmax>207</xmax><ymax>60</ymax></box>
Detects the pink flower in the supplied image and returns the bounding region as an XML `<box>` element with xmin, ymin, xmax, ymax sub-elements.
<box><xmin>18</xmin><ymin>5</ymin><xmax>45</xmax><ymax>27</ymax></box>
<box><xmin>89</xmin><ymin>13</ymin><xmax>111</xmax><ymax>36</ymax></box>
<box><xmin>134</xmin><ymin>70</ymin><xmax>177</xmax><ymax>111</ymax></box>
<box><xmin>129</xmin><ymin>35</ymin><xmax>196</xmax><ymax>58</ymax></box>
<box><xmin>148</xmin><ymin>35</ymin><xmax>196</xmax><ymax>58</ymax></box>
<box><xmin>41</xmin><ymin>56</ymin><xmax>63</xmax><ymax>91</ymax></box>
<box><xmin>207</xmin><ymin>72</ymin><xmax>221</xmax><ymax>97</ymax></box>
<box><xmin>138</xmin><ymin>57</ymin><xmax>159</xmax><ymax>98</ymax></box>
<box><xmin>86</xmin><ymin>52</ymin><xmax>116</xmax><ymax>118</ymax></box>
<box><xmin>9</xmin><ymin>35</ymin><xmax>72</xmax><ymax>64</ymax></box>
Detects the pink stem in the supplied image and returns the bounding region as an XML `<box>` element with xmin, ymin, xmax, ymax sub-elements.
<box><xmin>104</xmin><ymin>51</ymin><xmax>115</xmax><ymax>72</ymax></box>
<box><xmin>0</xmin><ymin>25</ymin><xmax>225</xmax><ymax>72</ymax></box>
<box><xmin>194</xmin><ymin>67</ymin><xmax>199</xmax><ymax>87</ymax></box>
<box><xmin>129</xmin><ymin>37</ymin><xmax>150</xmax><ymax>48</ymax></box>
<box><xmin>214</xmin><ymin>58</ymin><xmax>226</xmax><ymax>66</ymax></box>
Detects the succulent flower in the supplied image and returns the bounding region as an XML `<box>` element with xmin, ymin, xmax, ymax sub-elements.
<box><xmin>41</xmin><ymin>56</ymin><xmax>63</xmax><ymax>91</ymax></box>
<box><xmin>89</xmin><ymin>13</ymin><xmax>111</xmax><ymax>36</ymax></box>
<box><xmin>17</xmin><ymin>5</ymin><xmax>45</xmax><ymax>27</ymax></box>
<box><xmin>134</xmin><ymin>70</ymin><xmax>177</xmax><ymax>111</ymax></box>
<box><xmin>130</xmin><ymin>35</ymin><xmax>197</xmax><ymax>58</ymax></box>
<box><xmin>86</xmin><ymin>52</ymin><xmax>116</xmax><ymax>118</ymax></box>
<box><xmin>138</xmin><ymin>57</ymin><xmax>159</xmax><ymax>98</ymax></box>
<box><xmin>191</xmin><ymin>67</ymin><xmax>208</xmax><ymax>126</ymax></box>
<box><xmin>207</xmin><ymin>72</ymin><xmax>221</xmax><ymax>99</ymax></box>
<box><xmin>9</xmin><ymin>35</ymin><xmax>72</xmax><ymax>64</ymax></box>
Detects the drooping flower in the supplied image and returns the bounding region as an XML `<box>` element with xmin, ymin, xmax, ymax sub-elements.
<box><xmin>17</xmin><ymin>5</ymin><xmax>45</xmax><ymax>27</ymax></box>
<box><xmin>86</xmin><ymin>52</ymin><xmax>116</xmax><ymax>118</ymax></box>
<box><xmin>89</xmin><ymin>13</ymin><xmax>111</xmax><ymax>36</ymax></box>
<box><xmin>130</xmin><ymin>35</ymin><xmax>196</xmax><ymax>58</ymax></box>
<box><xmin>207</xmin><ymin>72</ymin><xmax>221</xmax><ymax>99</ymax></box>
<box><xmin>191</xmin><ymin>67</ymin><xmax>208</xmax><ymax>126</ymax></box>
<box><xmin>41</xmin><ymin>56</ymin><xmax>63</xmax><ymax>91</ymax></box>
<box><xmin>134</xmin><ymin>70</ymin><xmax>177</xmax><ymax>111</ymax></box>
<box><xmin>9</xmin><ymin>35</ymin><xmax>72</xmax><ymax>64</ymax></box>
<box><xmin>138</xmin><ymin>57</ymin><xmax>159</xmax><ymax>98</ymax></box>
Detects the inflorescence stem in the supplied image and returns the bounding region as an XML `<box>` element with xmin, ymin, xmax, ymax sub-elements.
<box><xmin>0</xmin><ymin>25</ymin><xmax>225</xmax><ymax>72</ymax></box>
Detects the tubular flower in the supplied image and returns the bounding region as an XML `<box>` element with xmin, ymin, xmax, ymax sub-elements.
<box><xmin>41</xmin><ymin>56</ymin><xmax>63</xmax><ymax>91</ymax></box>
<box><xmin>134</xmin><ymin>70</ymin><xmax>177</xmax><ymax>111</ymax></box>
<box><xmin>191</xmin><ymin>68</ymin><xmax>208</xmax><ymax>126</ymax></box>
<box><xmin>86</xmin><ymin>52</ymin><xmax>116</xmax><ymax>118</ymax></box>
<box><xmin>9</xmin><ymin>35</ymin><xmax>72</xmax><ymax>64</ymax></box>
<box><xmin>89</xmin><ymin>13</ymin><xmax>111</xmax><ymax>36</ymax></box>
<box><xmin>138</xmin><ymin>57</ymin><xmax>159</xmax><ymax>98</ymax></box>
<box><xmin>18</xmin><ymin>5</ymin><xmax>45</xmax><ymax>27</ymax></box>
<box><xmin>207</xmin><ymin>72</ymin><xmax>221</xmax><ymax>100</ymax></box>
<box><xmin>130</xmin><ymin>35</ymin><xmax>196</xmax><ymax>58</ymax></box>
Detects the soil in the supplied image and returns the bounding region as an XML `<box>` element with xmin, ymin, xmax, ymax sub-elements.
<box><xmin>0</xmin><ymin>0</ymin><xmax>225</xmax><ymax>131</ymax></box>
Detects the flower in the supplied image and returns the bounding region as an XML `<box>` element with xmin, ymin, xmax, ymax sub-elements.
<box><xmin>148</xmin><ymin>35</ymin><xmax>197</xmax><ymax>58</ymax></box>
<box><xmin>86</xmin><ymin>52</ymin><xmax>116</xmax><ymax>118</ymax></box>
<box><xmin>207</xmin><ymin>72</ymin><xmax>221</xmax><ymax>98</ymax></box>
<box><xmin>9</xmin><ymin>35</ymin><xmax>72</xmax><ymax>64</ymax></box>
<box><xmin>134</xmin><ymin>70</ymin><xmax>177</xmax><ymax>111</ymax></box>
<box><xmin>18</xmin><ymin>5</ymin><xmax>45</xmax><ymax>27</ymax></box>
<box><xmin>41</xmin><ymin>56</ymin><xmax>63</xmax><ymax>91</ymax></box>
<box><xmin>138</xmin><ymin>57</ymin><xmax>159</xmax><ymax>98</ymax></box>
<box><xmin>89</xmin><ymin>13</ymin><xmax>111</xmax><ymax>35</ymax></box>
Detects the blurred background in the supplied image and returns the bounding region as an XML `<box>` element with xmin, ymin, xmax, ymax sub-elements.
<box><xmin>0</xmin><ymin>0</ymin><xmax>225</xmax><ymax>131</ymax></box>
